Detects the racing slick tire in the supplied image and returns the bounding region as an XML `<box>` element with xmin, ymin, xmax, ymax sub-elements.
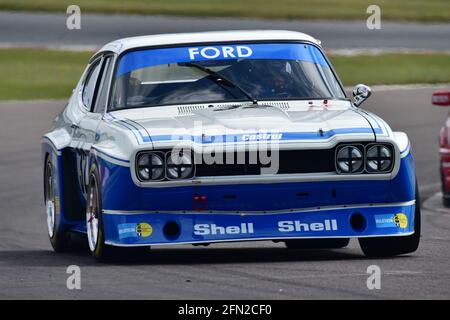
<box><xmin>443</xmin><ymin>194</ymin><xmax>450</xmax><ymax>208</ymax></box>
<box><xmin>284</xmin><ymin>238</ymin><xmax>350</xmax><ymax>249</ymax></box>
<box><xmin>44</xmin><ymin>154</ymin><xmax>84</xmax><ymax>252</ymax></box>
<box><xmin>441</xmin><ymin>171</ymin><xmax>450</xmax><ymax>207</ymax></box>
<box><xmin>86</xmin><ymin>163</ymin><xmax>150</xmax><ymax>262</ymax></box>
<box><xmin>358</xmin><ymin>183</ymin><xmax>421</xmax><ymax>257</ymax></box>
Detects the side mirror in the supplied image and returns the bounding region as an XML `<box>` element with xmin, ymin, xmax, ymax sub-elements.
<box><xmin>352</xmin><ymin>84</ymin><xmax>372</xmax><ymax>108</ymax></box>
<box><xmin>432</xmin><ymin>91</ymin><xmax>450</xmax><ymax>107</ymax></box>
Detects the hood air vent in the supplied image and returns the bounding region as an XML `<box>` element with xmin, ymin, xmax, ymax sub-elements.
<box><xmin>177</xmin><ymin>102</ymin><xmax>291</xmax><ymax>115</ymax></box>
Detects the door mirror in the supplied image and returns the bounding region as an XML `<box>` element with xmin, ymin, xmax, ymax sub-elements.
<box><xmin>352</xmin><ymin>84</ymin><xmax>372</xmax><ymax>107</ymax></box>
<box><xmin>432</xmin><ymin>91</ymin><xmax>450</xmax><ymax>107</ymax></box>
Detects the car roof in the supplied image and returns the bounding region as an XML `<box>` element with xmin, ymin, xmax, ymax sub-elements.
<box><xmin>97</xmin><ymin>30</ymin><xmax>321</xmax><ymax>55</ymax></box>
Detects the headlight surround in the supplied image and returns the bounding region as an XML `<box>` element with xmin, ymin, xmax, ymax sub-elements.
<box><xmin>136</xmin><ymin>152</ymin><xmax>165</xmax><ymax>181</ymax></box>
<box><xmin>166</xmin><ymin>150</ymin><xmax>194</xmax><ymax>180</ymax></box>
<box><xmin>336</xmin><ymin>145</ymin><xmax>364</xmax><ymax>174</ymax></box>
<box><xmin>366</xmin><ymin>144</ymin><xmax>394</xmax><ymax>173</ymax></box>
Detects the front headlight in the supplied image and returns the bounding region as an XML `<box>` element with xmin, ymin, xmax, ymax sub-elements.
<box><xmin>136</xmin><ymin>152</ymin><xmax>165</xmax><ymax>181</ymax></box>
<box><xmin>336</xmin><ymin>145</ymin><xmax>364</xmax><ymax>174</ymax></box>
<box><xmin>166</xmin><ymin>151</ymin><xmax>194</xmax><ymax>179</ymax></box>
<box><xmin>366</xmin><ymin>145</ymin><xmax>393</xmax><ymax>173</ymax></box>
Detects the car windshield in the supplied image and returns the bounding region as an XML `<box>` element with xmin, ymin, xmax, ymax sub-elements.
<box><xmin>110</xmin><ymin>43</ymin><xmax>346</xmax><ymax>110</ymax></box>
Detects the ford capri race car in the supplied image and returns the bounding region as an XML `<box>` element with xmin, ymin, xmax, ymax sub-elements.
<box><xmin>42</xmin><ymin>30</ymin><xmax>420</xmax><ymax>261</ymax></box>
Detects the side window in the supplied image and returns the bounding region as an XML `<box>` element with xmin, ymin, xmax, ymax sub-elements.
<box><xmin>93</xmin><ymin>56</ymin><xmax>114</xmax><ymax>113</ymax></box>
<box><xmin>82</xmin><ymin>60</ymin><xmax>102</xmax><ymax>109</ymax></box>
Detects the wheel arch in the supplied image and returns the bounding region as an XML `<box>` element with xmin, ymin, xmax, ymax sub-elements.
<box><xmin>42</xmin><ymin>136</ymin><xmax>86</xmax><ymax>223</ymax></box>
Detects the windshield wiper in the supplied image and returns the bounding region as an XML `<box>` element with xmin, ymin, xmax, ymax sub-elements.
<box><xmin>184</xmin><ymin>62</ymin><xmax>258</xmax><ymax>105</ymax></box>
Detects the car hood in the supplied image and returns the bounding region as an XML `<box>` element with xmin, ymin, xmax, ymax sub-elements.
<box><xmin>112</xmin><ymin>103</ymin><xmax>376</xmax><ymax>145</ymax></box>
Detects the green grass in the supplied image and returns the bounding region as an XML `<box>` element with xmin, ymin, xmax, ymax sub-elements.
<box><xmin>0</xmin><ymin>0</ymin><xmax>450</xmax><ymax>22</ymax></box>
<box><xmin>1</xmin><ymin>49</ymin><xmax>450</xmax><ymax>101</ymax></box>
<box><xmin>331</xmin><ymin>53</ymin><xmax>450</xmax><ymax>86</ymax></box>
<box><xmin>0</xmin><ymin>49</ymin><xmax>91</xmax><ymax>100</ymax></box>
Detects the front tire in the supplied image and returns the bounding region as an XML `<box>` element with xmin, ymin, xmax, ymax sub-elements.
<box><xmin>441</xmin><ymin>170</ymin><xmax>450</xmax><ymax>207</ymax></box>
<box><xmin>443</xmin><ymin>193</ymin><xmax>450</xmax><ymax>208</ymax></box>
<box><xmin>359</xmin><ymin>185</ymin><xmax>421</xmax><ymax>257</ymax></box>
<box><xmin>44</xmin><ymin>154</ymin><xmax>75</xmax><ymax>252</ymax></box>
<box><xmin>87</xmin><ymin>163</ymin><xmax>150</xmax><ymax>262</ymax></box>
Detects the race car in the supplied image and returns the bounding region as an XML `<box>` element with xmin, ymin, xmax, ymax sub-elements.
<box><xmin>42</xmin><ymin>30</ymin><xmax>420</xmax><ymax>261</ymax></box>
<box><xmin>432</xmin><ymin>90</ymin><xmax>450</xmax><ymax>207</ymax></box>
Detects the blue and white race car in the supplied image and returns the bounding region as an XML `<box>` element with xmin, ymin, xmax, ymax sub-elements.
<box><xmin>42</xmin><ymin>30</ymin><xmax>420</xmax><ymax>261</ymax></box>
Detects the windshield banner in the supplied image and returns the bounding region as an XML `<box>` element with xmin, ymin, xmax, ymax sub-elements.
<box><xmin>116</xmin><ymin>43</ymin><xmax>329</xmax><ymax>77</ymax></box>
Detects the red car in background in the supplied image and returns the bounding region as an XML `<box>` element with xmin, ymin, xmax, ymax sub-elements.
<box><xmin>433</xmin><ymin>91</ymin><xmax>450</xmax><ymax>207</ymax></box>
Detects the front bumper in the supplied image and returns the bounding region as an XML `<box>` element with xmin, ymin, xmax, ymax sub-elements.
<box><xmin>102</xmin><ymin>201</ymin><xmax>415</xmax><ymax>247</ymax></box>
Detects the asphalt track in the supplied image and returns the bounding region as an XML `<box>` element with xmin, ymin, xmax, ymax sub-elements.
<box><xmin>1</xmin><ymin>11</ymin><xmax>450</xmax><ymax>51</ymax></box>
<box><xmin>0</xmin><ymin>86</ymin><xmax>449</xmax><ymax>299</ymax></box>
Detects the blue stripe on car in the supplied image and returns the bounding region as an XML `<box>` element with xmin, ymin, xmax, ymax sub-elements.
<box><xmin>150</xmin><ymin>127</ymin><xmax>379</xmax><ymax>143</ymax></box>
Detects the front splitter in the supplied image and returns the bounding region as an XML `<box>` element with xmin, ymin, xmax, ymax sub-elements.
<box><xmin>100</xmin><ymin>201</ymin><xmax>415</xmax><ymax>247</ymax></box>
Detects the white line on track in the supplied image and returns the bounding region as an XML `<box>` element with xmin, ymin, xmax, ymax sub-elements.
<box><xmin>329</xmin><ymin>48</ymin><xmax>450</xmax><ymax>56</ymax></box>
<box><xmin>345</xmin><ymin>84</ymin><xmax>450</xmax><ymax>92</ymax></box>
<box><xmin>0</xmin><ymin>42</ymin><xmax>98</xmax><ymax>52</ymax></box>
<box><xmin>422</xmin><ymin>192</ymin><xmax>450</xmax><ymax>214</ymax></box>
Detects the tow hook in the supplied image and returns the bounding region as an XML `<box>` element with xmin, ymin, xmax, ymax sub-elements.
<box><xmin>193</xmin><ymin>195</ymin><xmax>207</xmax><ymax>211</ymax></box>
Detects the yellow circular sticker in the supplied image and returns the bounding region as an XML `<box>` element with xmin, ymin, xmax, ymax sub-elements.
<box><xmin>394</xmin><ymin>213</ymin><xmax>408</xmax><ymax>229</ymax></box>
<box><xmin>136</xmin><ymin>223</ymin><xmax>153</xmax><ymax>238</ymax></box>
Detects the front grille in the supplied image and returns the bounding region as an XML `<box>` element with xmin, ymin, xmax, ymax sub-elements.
<box><xmin>194</xmin><ymin>149</ymin><xmax>336</xmax><ymax>177</ymax></box>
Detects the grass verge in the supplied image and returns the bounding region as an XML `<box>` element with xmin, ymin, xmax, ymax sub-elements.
<box><xmin>1</xmin><ymin>48</ymin><xmax>449</xmax><ymax>101</ymax></box>
<box><xmin>331</xmin><ymin>53</ymin><xmax>450</xmax><ymax>86</ymax></box>
<box><xmin>0</xmin><ymin>0</ymin><xmax>450</xmax><ymax>22</ymax></box>
<box><xmin>0</xmin><ymin>49</ymin><xmax>91</xmax><ymax>100</ymax></box>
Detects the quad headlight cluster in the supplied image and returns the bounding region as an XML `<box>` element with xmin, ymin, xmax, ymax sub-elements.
<box><xmin>336</xmin><ymin>144</ymin><xmax>394</xmax><ymax>174</ymax></box>
<box><xmin>136</xmin><ymin>150</ymin><xmax>195</xmax><ymax>181</ymax></box>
